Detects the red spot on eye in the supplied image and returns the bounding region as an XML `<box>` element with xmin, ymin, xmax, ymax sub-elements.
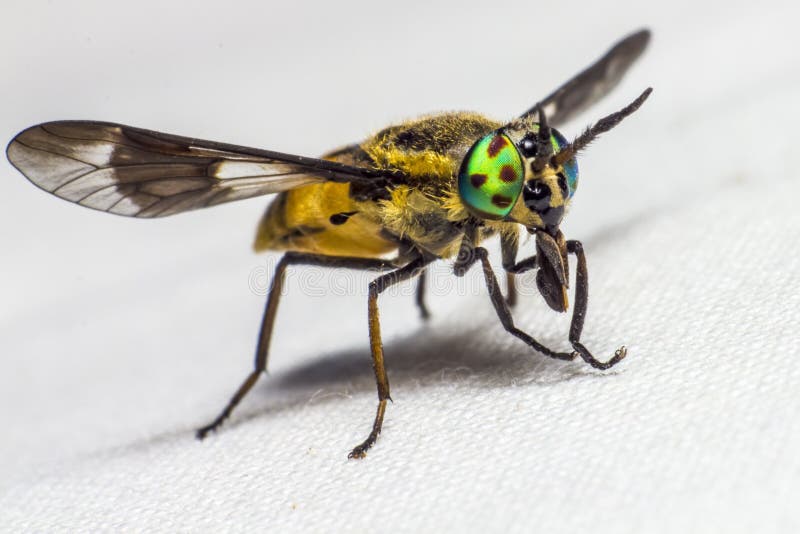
<box><xmin>487</xmin><ymin>135</ymin><xmax>508</xmax><ymax>157</ymax></box>
<box><xmin>499</xmin><ymin>165</ymin><xmax>518</xmax><ymax>183</ymax></box>
<box><xmin>470</xmin><ymin>173</ymin><xmax>488</xmax><ymax>188</ymax></box>
<box><xmin>491</xmin><ymin>194</ymin><xmax>513</xmax><ymax>208</ymax></box>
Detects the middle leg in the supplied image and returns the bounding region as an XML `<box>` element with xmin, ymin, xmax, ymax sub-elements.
<box><xmin>349</xmin><ymin>255</ymin><xmax>432</xmax><ymax>459</ymax></box>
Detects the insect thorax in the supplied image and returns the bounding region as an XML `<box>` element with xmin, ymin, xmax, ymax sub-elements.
<box><xmin>256</xmin><ymin>112</ymin><xmax>512</xmax><ymax>259</ymax></box>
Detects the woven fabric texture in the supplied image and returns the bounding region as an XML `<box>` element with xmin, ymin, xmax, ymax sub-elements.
<box><xmin>1</xmin><ymin>1</ymin><xmax>798</xmax><ymax>532</ymax></box>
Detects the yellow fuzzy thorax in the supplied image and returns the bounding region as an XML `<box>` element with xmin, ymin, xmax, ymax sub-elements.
<box><xmin>364</xmin><ymin>143</ymin><xmax>456</xmax><ymax>180</ymax></box>
<box><xmin>361</xmin><ymin>112</ymin><xmax>500</xmax><ymax>184</ymax></box>
<box><xmin>441</xmin><ymin>189</ymin><xmax>470</xmax><ymax>222</ymax></box>
<box><xmin>377</xmin><ymin>185</ymin><xmax>445</xmax><ymax>238</ymax></box>
<box><xmin>254</xmin><ymin>111</ymin><xmax>524</xmax><ymax>260</ymax></box>
<box><xmin>375</xmin><ymin>185</ymin><xmax>518</xmax><ymax>258</ymax></box>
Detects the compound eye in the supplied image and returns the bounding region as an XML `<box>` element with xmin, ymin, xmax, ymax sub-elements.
<box><xmin>518</xmin><ymin>134</ymin><xmax>538</xmax><ymax>158</ymax></box>
<box><xmin>557</xmin><ymin>173</ymin><xmax>569</xmax><ymax>196</ymax></box>
<box><xmin>457</xmin><ymin>131</ymin><xmax>524</xmax><ymax>219</ymax></box>
<box><xmin>550</xmin><ymin>128</ymin><xmax>579</xmax><ymax>199</ymax></box>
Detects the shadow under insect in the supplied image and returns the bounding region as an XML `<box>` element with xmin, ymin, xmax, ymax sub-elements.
<box><xmin>230</xmin><ymin>312</ymin><xmax>618</xmax><ymax>433</ymax></box>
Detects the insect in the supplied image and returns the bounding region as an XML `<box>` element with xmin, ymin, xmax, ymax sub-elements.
<box><xmin>7</xmin><ymin>29</ymin><xmax>651</xmax><ymax>459</ymax></box>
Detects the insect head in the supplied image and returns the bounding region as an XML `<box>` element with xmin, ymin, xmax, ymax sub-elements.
<box><xmin>457</xmin><ymin>89</ymin><xmax>652</xmax><ymax>312</ymax></box>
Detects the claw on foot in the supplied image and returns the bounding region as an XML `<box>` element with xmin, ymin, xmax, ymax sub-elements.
<box><xmin>572</xmin><ymin>341</ymin><xmax>629</xmax><ymax>370</ymax></box>
<box><xmin>196</xmin><ymin>426</ymin><xmax>214</xmax><ymax>440</ymax></box>
<box><xmin>348</xmin><ymin>432</ymin><xmax>379</xmax><ymax>460</ymax></box>
<box><xmin>599</xmin><ymin>345</ymin><xmax>628</xmax><ymax>370</ymax></box>
<box><xmin>348</xmin><ymin>446</ymin><xmax>368</xmax><ymax>460</ymax></box>
<box><xmin>195</xmin><ymin>418</ymin><xmax>225</xmax><ymax>441</ymax></box>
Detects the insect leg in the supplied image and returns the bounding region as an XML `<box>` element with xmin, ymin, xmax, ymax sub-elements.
<box><xmin>565</xmin><ymin>240</ymin><xmax>627</xmax><ymax>369</ymax></box>
<box><xmin>457</xmin><ymin>230</ymin><xmax>615</xmax><ymax>365</ymax></box>
<box><xmin>349</xmin><ymin>255</ymin><xmax>432</xmax><ymax>459</ymax></box>
<box><xmin>453</xmin><ymin>222</ymin><xmax>481</xmax><ymax>276</ymax></box>
<box><xmin>501</xmin><ymin>230</ymin><xmax>538</xmax><ymax>275</ymax></box>
<box><xmin>500</xmin><ymin>228</ymin><xmax>521</xmax><ymax>307</ymax></box>
<box><xmin>415</xmin><ymin>269</ymin><xmax>431</xmax><ymax>320</ymax></box>
<box><xmin>455</xmin><ymin>226</ymin><xmax>530</xmax><ymax>307</ymax></box>
<box><xmin>196</xmin><ymin>252</ymin><xmax>396</xmax><ymax>440</ymax></box>
<box><xmin>471</xmin><ymin>246</ymin><xmax>574</xmax><ymax>359</ymax></box>
<box><xmin>477</xmin><ymin>245</ymin><xmax>625</xmax><ymax>369</ymax></box>
<box><xmin>491</xmin><ymin>241</ymin><xmax>627</xmax><ymax>369</ymax></box>
<box><xmin>505</xmin><ymin>273</ymin><xmax>517</xmax><ymax>307</ymax></box>
<box><xmin>501</xmin><ymin>233</ymin><xmax>537</xmax><ymax>305</ymax></box>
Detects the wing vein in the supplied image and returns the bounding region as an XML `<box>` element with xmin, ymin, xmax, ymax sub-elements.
<box><xmin>9</xmin><ymin>120</ymin><xmax>410</xmax><ymax>218</ymax></box>
<box><xmin>13</xmin><ymin>138</ymin><xmax>101</xmax><ymax>170</ymax></box>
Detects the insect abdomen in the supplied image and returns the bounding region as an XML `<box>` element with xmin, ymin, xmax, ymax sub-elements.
<box><xmin>254</xmin><ymin>182</ymin><xmax>397</xmax><ymax>258</ymax></box>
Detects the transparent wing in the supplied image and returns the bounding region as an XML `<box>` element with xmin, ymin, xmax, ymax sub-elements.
<box><xmin>6</xmin><ymin>121</ymin><xmax>404</xmax><ymax>218</ymax></box>
<box><xmin>520</xmin><ymin>29</ymin><xmax>651</xmax><ymax>126</ymax></box>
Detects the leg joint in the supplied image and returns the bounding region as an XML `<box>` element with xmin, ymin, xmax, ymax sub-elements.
<box><xmin>566</xmin><ymin>240</ymin><xmax>583</xmax><ymax>254</ymax></box>
<box><xmin>368</xmin><ymin>280</ymin><xmax>380</xmax><ymax>297</ymax></box>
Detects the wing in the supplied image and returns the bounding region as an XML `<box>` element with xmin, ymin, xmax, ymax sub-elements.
<box><xmin>6</xmin><ymin>121</ymin><xmax>407</xmax><ymax>218</ymax></box>
<box><xmin>520</xmin><ymin>29</ymin><xmax>651</xmax><ymax>126</ymax></box>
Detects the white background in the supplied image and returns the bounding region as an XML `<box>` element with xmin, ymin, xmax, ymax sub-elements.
<box><xmin>1</xmin><ymin>1</ymin><xmax>799</xmax><ymax>532</ymax></box>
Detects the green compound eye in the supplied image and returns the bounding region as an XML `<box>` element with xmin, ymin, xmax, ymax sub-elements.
<box><xmin>457</xmin><ymin>132</ymin><xmax>525</xmax><ymax>219</ymax></box>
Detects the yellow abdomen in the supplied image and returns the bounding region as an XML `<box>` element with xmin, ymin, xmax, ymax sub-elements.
<box><xmin>253</xmin><ymin>181</ymin><xmax>397</xmax><ymax>258</ymax></box>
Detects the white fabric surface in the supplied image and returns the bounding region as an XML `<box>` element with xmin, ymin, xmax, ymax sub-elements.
<box><xmin>1</xmin><ymin>1</ymin><xmax>799</xmax><ymax>532</ymax></box>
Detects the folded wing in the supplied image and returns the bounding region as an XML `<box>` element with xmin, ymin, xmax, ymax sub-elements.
<box><xmin>520</xmin><ymin>29</ymin><xmax>651</xmax><ymax>126</ymax></box>
<box><xmin>7</xmin><ymin>121</ymin><xmax>401</xmax><ymax>218</ymax></box>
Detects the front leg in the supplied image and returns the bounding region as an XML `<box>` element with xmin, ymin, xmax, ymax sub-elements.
<box><xmin>474</xmin><ymin>246</ymin><xmax>572</xmax><ymax>359</ymax></box>
<box><xmin>500</xmin><ymin>228</ymin><xmax>537</xmax><ymax>307</ymax></box>
<box><xmin>476</xmin><ymin>245</ymin><xmax>625</xmax><ymax>369</ymax></box>
<box><xmin>453</xmin><ymin>221</ymin><xmax>481</xmax><ymax>276</ymax></box>
<box><xmin>457</xmin><ymin>223</ymin><xmax>533</xmax><ymax>283</ymax></box>
<box><xmin>566</xmin><ymin>240</ymin><xmax>627</xmax><ymax>369</ymax></box>
<box><xmin>500</xmin><ymin>229</ymin><xmax>520</xmax><ymax>307</ymax></box>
